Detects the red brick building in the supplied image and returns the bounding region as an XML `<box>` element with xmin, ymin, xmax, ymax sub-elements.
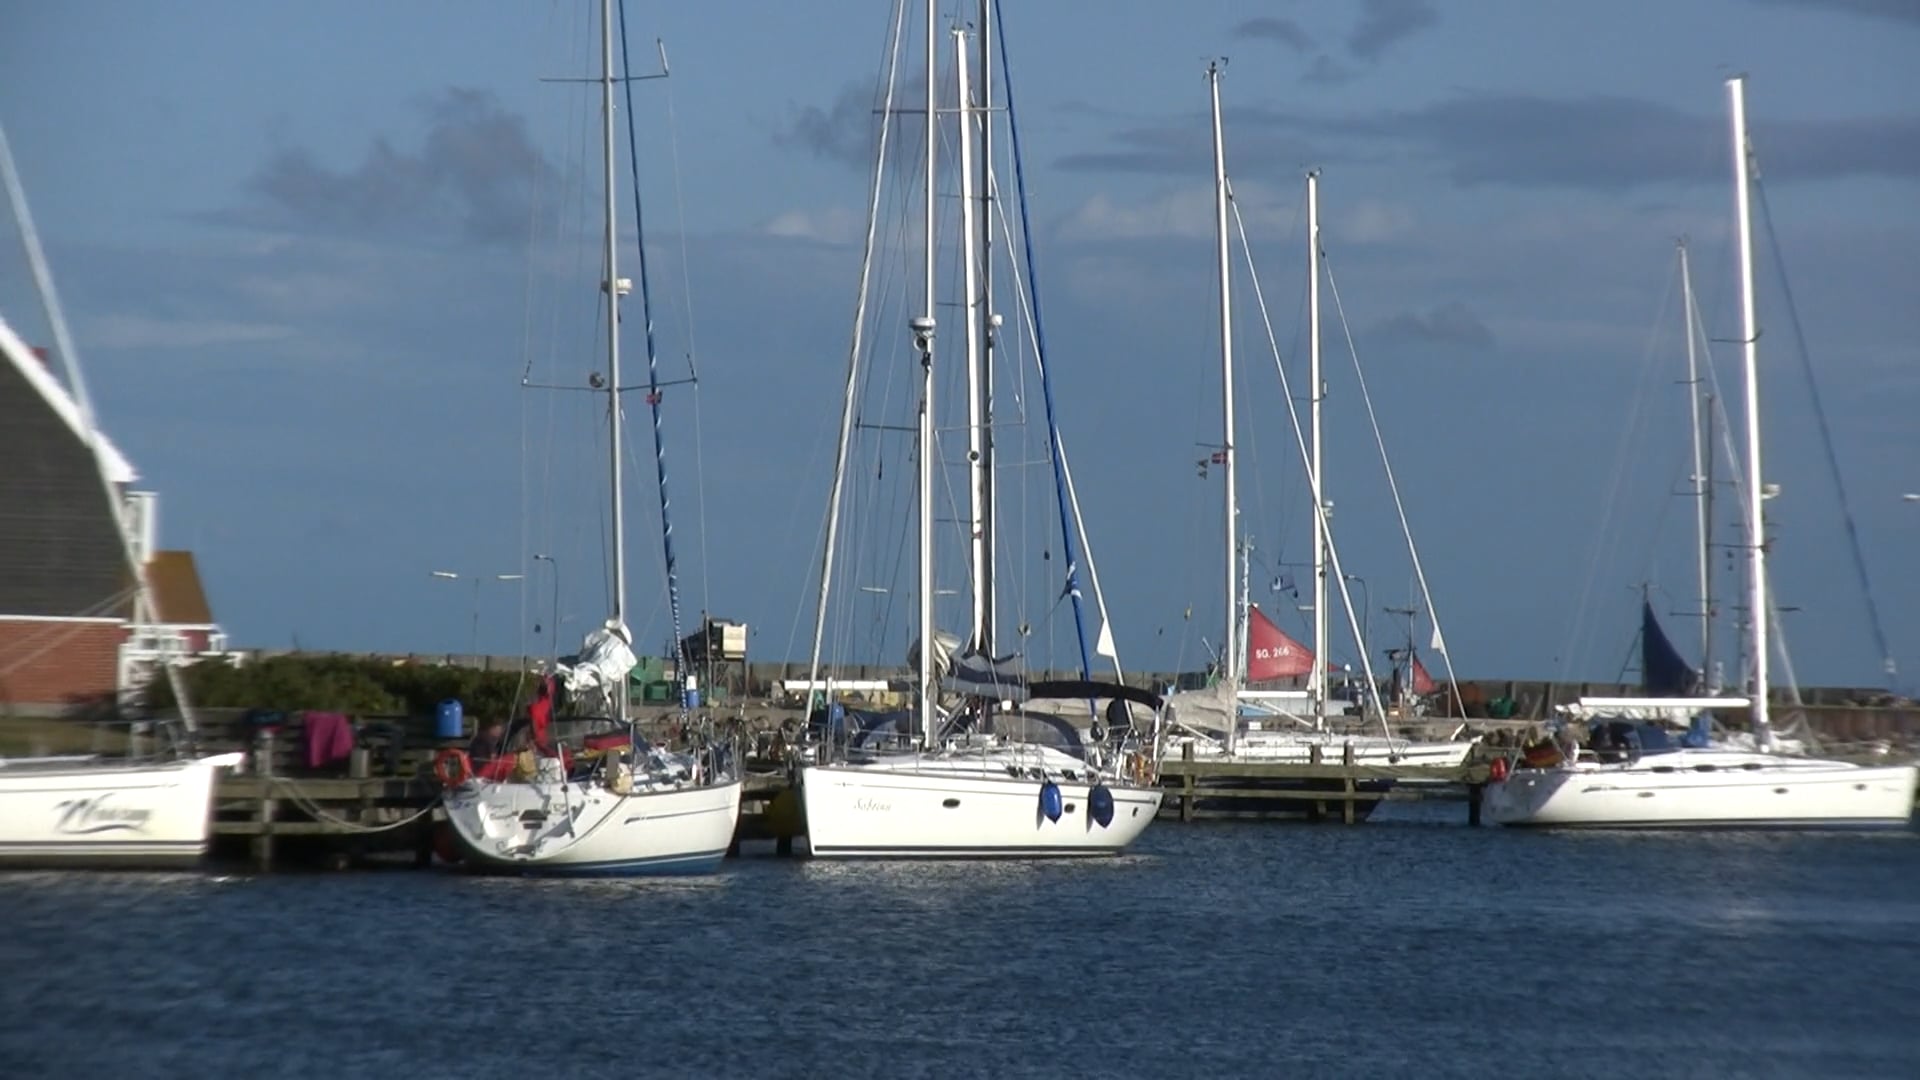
<box><xmin>0</xmin><ymin>317</ymin><xmax>225</xmax><ymax>712</ymax></box>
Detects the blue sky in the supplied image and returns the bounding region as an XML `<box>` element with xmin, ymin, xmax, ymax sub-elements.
<box><xmin>2</xmin><ymin>0</ymin><xmax>1916</xmax><ymax>688</ymax></box>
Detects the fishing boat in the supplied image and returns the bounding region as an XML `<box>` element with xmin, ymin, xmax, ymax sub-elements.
<box><xmin>0</xmin><ymin>124</ymin><xmax>244</xmax><ymax>868</ymax></box>
<box><xmin>1161</xmin><ymin>66</ymin><xmax>1475</xmax><ymax>792</ymax></box>
<box><xmin>797</xmin><ymin>0</ymin><xmax>1163</xmax><ymax>858</ymax></box>
<box><xmin>1484</xmin><ymin>76</ymin><xmax>1917</xmax><ymax>828</ymax></box>
<box><xmin>438</xmin><ymin>0</ymin><xmax>741</xmax><ymax>873</ymax></box>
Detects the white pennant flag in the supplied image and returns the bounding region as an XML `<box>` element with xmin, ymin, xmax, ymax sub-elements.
<box><xmin>1095</xmin><ymin>619</ymin><xmax>1118</xmax><ymax>659</ymax></box>
<box><xmin>1429</xmin><ymin>621</ymin><xmax>1448</xmax><ymax>657</ymax></box>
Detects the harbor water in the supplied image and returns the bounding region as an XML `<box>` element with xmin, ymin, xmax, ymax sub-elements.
<box><xmin>3</xmin><ymin>806</ymin><xmax>1916</xmax><ymax>1079</ymax></box>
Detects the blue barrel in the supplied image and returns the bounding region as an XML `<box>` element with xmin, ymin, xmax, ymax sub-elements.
<box><xmin>435</xmin><ymin>699</ymin><xmax>464</xmax><ymax>739</ymax></box>
<box><xmin>682</xmin><ymin>687</ymin><xmax>701</xmax><ymax>709</ymax></box>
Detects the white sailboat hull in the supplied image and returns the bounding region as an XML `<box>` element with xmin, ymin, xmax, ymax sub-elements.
<box><xmin>0</xmin><ymin>753</ymin><xmax>244</xmax><ymax>867</ymax></box>
<box><xmin>801</xmin><ymin>756</ymin><xmax>1162</xmax><ymax>858</ymax></box>
<box><xmin>1170</xmin><ymin>732</ymin><xmax>1474</xmax><ymax>768</ymax></box>
<box><xmin>444</xmin><ymin>775</ymin><xmax>743</xmax><ymax>875</ymax></box>
<box><xmin>1485</xmin><ymin>750</ymin><xmax>1918</xmax><ymax>828</ymax></box>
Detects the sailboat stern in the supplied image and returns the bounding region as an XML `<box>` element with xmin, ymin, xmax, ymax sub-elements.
<box><xmin>442</xmin><ymin>772</ymin><xmax>742</xmax><ymax>875</ymax></box>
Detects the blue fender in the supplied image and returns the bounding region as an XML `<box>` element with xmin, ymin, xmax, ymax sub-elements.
<box><xmin>1088</xmin><ymin>783</ymin><xmax>1115</xmax><ymax>828</ymax></box>
<box><xmin>1038</xmin><ymin>780</ymin><xmax>1064</xmax><ymax>823</ymax></box>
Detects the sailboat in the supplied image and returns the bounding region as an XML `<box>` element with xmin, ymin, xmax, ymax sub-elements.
<box><xmin>438</xmin><ymin>0</ymin><xmax>741</xmax><ymax>873</ymax></box>
<box><xmin>796</xmin><ymin>0</ymin><xmax>1164</xmax><ymax>859</ymax></box>
<box><xmin>1484</xmin><ymin>76</ymin><xmax>1917</xmax><ymax>828</ymax></box>
<box><xmin>1161</xmin><ymin>67</ymin><xmax>1475</xmax><ymax>778</ymax></box>
<box><xmin>0</xmin><ymin>123</ymin><xmax>244</xmax><ymax>868</ymax></box>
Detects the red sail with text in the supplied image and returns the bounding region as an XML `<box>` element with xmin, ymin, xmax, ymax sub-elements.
<box><xmin>1246</xmin><ymin>604</ymin><xmax>1315</xmax><ymax>680</ymax></box>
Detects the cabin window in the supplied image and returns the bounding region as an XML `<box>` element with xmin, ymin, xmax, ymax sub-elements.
<box><xmin>1652</xmin><ymin>766</ymin><xmax>1675</xmax><ymax>774</ymax></box>
<box><xmin>1693</xmin><ymin>764</ymin><xmax>1717</xmax><ymax>772</ymax></box>
<box><xmin>942</xmin><ymin>798</ymin><xmax>961</xmax><ymax>809</ymax></box>
<box><xmin>1064</xmin><ymin>803</ymin><xmax>1077</xmax><ymax>814</ymax></box>
<box><xmin>1774</xmin><ymin>788</ymin><xmax>1789</xmax><ymax>795</ymax></box>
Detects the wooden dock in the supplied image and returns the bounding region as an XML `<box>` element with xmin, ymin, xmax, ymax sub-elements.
<box><xmin>1156</xmin><ymin>742</ymin><xmax>1491</xmax><ymax>825</ymax></box>
<box><xmin>21</xmin><ymin>709</ymin><xmax>1483</xmax><ymax>870</ymax></box>
<box><xmin>210</xmin><ymin>743</ymin><xmax>1491</xmax><ymax>870</ymax></box>
<box><xmin>209</xmin><ymin>727</ymin><xmax>802</xmax><ymax>870</ymax></box>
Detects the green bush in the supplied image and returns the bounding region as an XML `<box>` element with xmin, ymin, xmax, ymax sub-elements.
<box><xmin>143</xmin><ymin>655</ymin><xmax>538</xmax><ymax>720</ymax></box>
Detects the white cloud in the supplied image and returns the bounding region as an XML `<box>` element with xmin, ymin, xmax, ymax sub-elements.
<box><xmin>1056</xmin><ymin>181</ymin><xmax>1298</xmax><ymax>243</ymax></box>
<box><xmin>1339</xmin><ymin>199</ymin><xmax>1415</xmax><ymax>243</ymax></box>
<box><xmin>761</xmin><ymin>207</ymin><xmax>863</xmax><ymax>246</ymax></box>
<box><xmin>83</xmin><ymin>314</ymin><xmax>296</xmax><ymax>351</ymax></box>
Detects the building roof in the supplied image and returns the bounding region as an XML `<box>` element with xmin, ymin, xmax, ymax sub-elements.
<box><xmin>0</xmin><ymin>316</ymin><xmax>136</xmax><ymax>619</ymax></box>
<box><xmin>0</xmin><ymin>316</ymin><xmax>136</xmax><ymax>484</ymax></box>
<box><xmin>147</xmin><ymin>550</ymin><xmax>215</xmax><ymax>625</ymax></box>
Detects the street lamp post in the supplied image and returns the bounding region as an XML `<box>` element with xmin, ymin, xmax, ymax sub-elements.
<box><xmin>431</xmin><ymin>570</ymin><xmax>524</xmax><ymax>656</ymax></box>
<box><xmin>1343</xmin><ymin>573</ymin><xmax>1371</xmax><ymax>673</ymax></box>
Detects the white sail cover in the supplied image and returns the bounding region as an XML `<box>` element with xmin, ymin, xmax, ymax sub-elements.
<box><xmin>557</xmin><ymin>620</ymin><xmax>638</xmax><ymax>707</ymax></box>
<box><xmin>1556</xmin><ymin>696</ymin><xmax>1751</xmax><ymax>724</ymax></box>
<box><xmin>906</xmin><ymin>630</ymin><xmax>963</xmax><ymax>677</ymax></box>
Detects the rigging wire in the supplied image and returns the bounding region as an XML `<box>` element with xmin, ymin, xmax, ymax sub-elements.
<box><xmin>1226</xmin><ymin>191</ymin><xmax>1390</xmax><ymax>733</ymax></box>
<box><xmin>1753</xmin><ymin>177</ymin><xmax>1898</xmax><ymax>686</ymax></box>
<box><xmin>1554</xmin><ymin>258</ymin><xmax>1682</xmax><ymax>683</ymax></box>
<box><xmin>616</xmin><ymin>0</ymin><xmax>688</xmax><ymax>704</ymax></box>
<box><xmin>1320</xmin><ymin>252</ymin><xmax>1466</xmax><ymax>716</ymax></box>
<box><xmin>804</xmin><ymin>0</ymin><xmax>910</xmax><ymax>691</ymax></box>
<box><xmin>994</xmin><ymin>0</ymin><xmax>1093</xmax><ymax>685</ymax></box>
<box><xmin>657</xmin><ymin>38</ymin><xmax>716</xmax><ymax>641</ymax></box>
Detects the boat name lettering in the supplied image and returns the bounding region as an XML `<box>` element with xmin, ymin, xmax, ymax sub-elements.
<box><xmin>53</xmin><ymin>793</ymin><xmax>152</xmax><ymax>835</ymax></box>
<box><xmin>853</xmin><ymin>798</ymin><xmax>892</xmax><ymax>813</ymax></box>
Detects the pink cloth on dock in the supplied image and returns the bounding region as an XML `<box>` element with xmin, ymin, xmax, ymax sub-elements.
<box><xmin>302</xmin><ymin>711</ymin><xmax>355</xmax><ymax>771</ymax></box>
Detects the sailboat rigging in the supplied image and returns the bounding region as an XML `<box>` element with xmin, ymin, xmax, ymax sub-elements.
<box><xmin>1483</xmin><ymin>75</ymin><xmax>1916</xmax><ymax>828</ymax></box>
<box><xmin>438</xmin><ymin>0</ymin><xmax>741</xmax><ymax>874</ymax></box>
<box><xmin>1160</xmin><ymin>65</ymin><xmax>1475</xmax><ymax>782</ymax></box>
<box><xmin>796</xmin><ymin>0</ymin><xmax>1163</xmax><ymax>859</ymax></box>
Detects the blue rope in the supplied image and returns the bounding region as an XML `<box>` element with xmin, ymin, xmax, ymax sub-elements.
<box><xmin>1753</xmin><ymin>179</ymin><xmax>1897</xmax><ymax>686</ymax></box>
<box><xmin>994</xmin><ymin>0</ymin><xmax>1093</xmax><ymax>686</ymax></box>
<box><xmin>616</xmin><ymin>0</ymin><xmax>688</xmax><ymax>704</ymax></box>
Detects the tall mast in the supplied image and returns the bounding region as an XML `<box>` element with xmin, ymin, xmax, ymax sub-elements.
<box><xmin>1307</xmin><ymin>169</ymin><xmax>1327</xmax><ymax>729</ymax></box>
<box><xmin>1207</xmin><ymin>60</ymin><xmax>1238</xmax><ymax>752</ymax></box>
<box><xmin>978</xmin><ymin>0</ymin><xmax>997</xmax><ymax>655</ymax></box>
<box><xmin>1679</xmin><ymin>238</ymin><xmax>1713</xmax><ymax>686</ymax></box>
<box><xmin>1728</xmin><ymin>74</ymin><xmax>1771</xmax><ymax>748</ymax></box>
<box><xmin>599</xmin><ymin>0</ymin><xmax>628</xmax><ymax>720</ymax></box>
<box><xmin>914</xmin><ymin>0</ymin><xmax>939</xmax><ymax>749</ymax></box>
<box><xmin>956</xmin><ymin>24</ymin><xmax>989</xmax><ymax>654</ymax></box>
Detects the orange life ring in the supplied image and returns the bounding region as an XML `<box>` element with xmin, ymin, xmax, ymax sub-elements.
<box><xmin>1488</xmin><ymin>756</ymin><xmax>1510</xmax><ymax>782</ymax></box>
<box><xmin>434</xmin><ymin>747</ymin><xmax>473</xmax><ymax>788</ymax></box>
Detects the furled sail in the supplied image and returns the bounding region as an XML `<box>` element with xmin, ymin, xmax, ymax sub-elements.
<box><xmin>1640</xmin><ymin>599</ymin><xmax>1699</xmax><ymax>696</ymax></box>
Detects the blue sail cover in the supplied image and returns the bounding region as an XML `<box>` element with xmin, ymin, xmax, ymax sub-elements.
<box><xmin>943</xmin><ymin>651</ymin><xmax>1031</xmax><ymax>702</ymax></box>
<box><xmin>1640</xmin><ymin>600</ymin><xmax>1699</xmax><ymax>696</ymax></box>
